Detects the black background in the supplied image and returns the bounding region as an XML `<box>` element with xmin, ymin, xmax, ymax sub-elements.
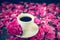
<box><xmin>0</xmin><ymin>0</ymin><xmax>60</xmax><ymax>4</ymax></box>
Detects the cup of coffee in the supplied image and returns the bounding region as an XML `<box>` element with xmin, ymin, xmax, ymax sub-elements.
<box><xmin>17</xmin><ymin>13</ymin><xmax>39</xmax><ymax>38</ymax></box>
<box><xmin>17</xmin><ymin>13</ymin><xmax>34</xmax><ymax>30</ymax></box>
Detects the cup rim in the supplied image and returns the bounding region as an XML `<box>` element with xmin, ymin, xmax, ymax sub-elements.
<box><xmin>17</xmin><ymin>13</ymin><xmax>34</xmax><ymax>23</ymax></box>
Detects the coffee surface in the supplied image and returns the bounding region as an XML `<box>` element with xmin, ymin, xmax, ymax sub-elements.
<box><xmin>20</xmin><ymin>16</ymin><xmax>32</xmax><ymax>22</ymax></box>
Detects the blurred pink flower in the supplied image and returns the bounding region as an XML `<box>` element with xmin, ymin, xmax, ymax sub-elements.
<box><xmin>34</xmin><ymin>17</ymin><xmax>41</xmax><ymax>24</ymax></box>
<box><xmin>46</xmin><ymin>13</ymin><xmax>56</xmax><ymax>19</ymax></box>
<box><xmin>57</xmin><ymin>23</ymin><xmax>60</xmax><ymax>32</ymax></box>
<box><xmin>0</xmin><ymin>21</ymin><xmax>3</xmax><ymax>28</ymax></box>
<box><xmin>14</xmin><ymin>4</ymin><xmax>24</xmax><ymax>10</ymax></box>
<box><xmin>45</xmin><ymin>31</ymin><xmax>55</xmax><ymax>40</ymax></box>
<box><xmin>28</xmin><ymin>11</ymin><xmax>36</xmax><ymax>16</ymax></box>
<box><xmin>7</xmin><ymin>19</ymin><xmax>22</xmax><ymax>35</ymax></box>
<box><xmin>6</xmin><ymin>4</ymin><xmax>14</xmax><ymax>9</ymax></box>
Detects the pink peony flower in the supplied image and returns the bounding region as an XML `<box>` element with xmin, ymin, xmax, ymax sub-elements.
<box><xmin>39</xmin><ymin>7</ymin><xmax>47</xmax><ymax>17</ymax></box>
<box><xmin>10</xmin><ymin>14</ymin><xmax>17</xmax><ymax>18</ymax></box>
<box><xmin>0</xmin><ymin>21</ymin><xmax>3</xmax><ymax>28</ymax></box>
<box><xmin>51</xmin><ymin>19</ymin><xmax>58</xmax><ymax>25</ymax></box>
<box><xmin>7</xmin><ymin>19</ymin><xmax>22</xmax><ymax>35</ymax></box>
<box><xmin>57</xmin><ymin>23</ymin><xmax>60</xmax><ymax>32</ymax></box>
<box><xmin>46</xmin><ymin>13</ymin><xmax>56</xmax><ymax>19</ymax></box>
<box><xmin>45</xmin><ymin>31</ymin><xmax>55</xmax><ymax>40</ymax></box>
<box><xmin>56</xmin><ymin>7</ymin><xmax>60</xmax><ymax>13</ymax></box>
<box><xmin>14</xmin><ymin>4</ymin><xmax>24</xmax><ymax>10</ymax></box>
<box><xmin>34</xmin><ymin>17</ymin><xmax>41</xmax><ymax>24</ymax></box>
<box><xmin>23</xmin><ymin>9</ymin><xmax>28</xmax><ymax>13</ymax></box>
<box><xmin>30</xmin><ymin>37</ymin><xmax>36</xmax><ymax>40</ymax></box>
<box><xmin>29</xmin><ymin>3</ymin><xmax>34</xmax><ymax>6</ymax></box>
<box><xmin>6</xmin><ymin>4</ymin><xmax>14</xmax><ymax>10</ymax></box>
<box><xmin>28</xmin><ymin>11</ymin><xmax>36</xmax><ymax>16</ymax></box>
<box><xmin>12</xmin><ymin>9</ymin><xmax>22</xmax><ymax>16</ymax></box>
<box><xmin>28</xmin><ymin>6</ymin><xmax>36</xmax><ymax>10</ymax></box>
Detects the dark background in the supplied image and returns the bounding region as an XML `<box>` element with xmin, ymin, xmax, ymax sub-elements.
<box><xmin>0</xmin><ymin>0</ymin><xmax>60</xmax><ymax>4</ymax></box>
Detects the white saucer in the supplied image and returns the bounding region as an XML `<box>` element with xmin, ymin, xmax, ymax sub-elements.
<box><xmin>16</xmin><ymin>23</ymin><xmax>39</xmax><ymax>38</ymax></box>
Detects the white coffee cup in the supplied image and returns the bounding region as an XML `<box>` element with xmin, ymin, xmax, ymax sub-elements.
<box><xmin>17</xmin><ymin>13</ymin><xmax>39</xmax><ymax>38</ymax></box>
